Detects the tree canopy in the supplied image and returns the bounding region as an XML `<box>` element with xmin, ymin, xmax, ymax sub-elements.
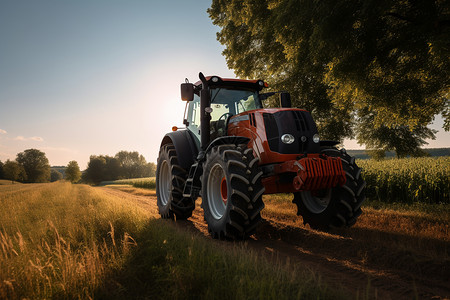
<box><xmin>3</xmin><ymin>160</ymin><xmax>26</xmax><ymax>183</ymax></box>
<box><xmin>65</xmin><ymin>161</ymin><xmax>81</xmax><ymax>183</ymax></box>
<box><xmin>50</xmin><ymin>169</ymin><xmax>63</xmax><ymax>182</ymax></box>
<box><xmin>0</xmin><ymin>160</ymin><xmax>4</xmax><ymax>179</ymax></box>
<box><xmin>16</xmin><ymin>149</ymin><xmax>51</xmax><ymax>183</ymax></box>
<box><xmin>83</xmin><ymin>151</ymin><xmax>155</xmax><ymax>184</ymax></box>
<box><xmin>115</xmin><ymin>151</ymin><xmax>149</xmax><ymax>179</ymax></box>
<box><xmin>84</xmin><ymin>156</ymin><xmax>106</xmax><ymax>185</ymax></box>
<box><xmin>209</xmin><ymin>0</ymin><xmax>449</xmax><ymax>155</ymax></box>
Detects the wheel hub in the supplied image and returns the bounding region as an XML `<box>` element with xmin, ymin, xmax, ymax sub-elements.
<box><xmin>220</xmin><ymin>177</ymin><xmax>227</xmax><ymax>205</ymax></box>
<box><xmin>300</xmin><ymin>189</ymin><xmax>332</xmax><ymax>214</ymax></box>
<box><xmin>158</xmin><ymin>160</ymin><xmax>171</xmax><ymax>206</ymax></box>
<box><xmin>207</xmin><ymin>163</ymin><xmax>228</xmax><ymax>220</ymax></box>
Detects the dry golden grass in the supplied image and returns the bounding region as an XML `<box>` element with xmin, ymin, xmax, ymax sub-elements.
<box><xmin>0</xmin><ymin>179</ymin><xmax>22</xmax><ymax>185</ymax></box>
<box><xmin>0</xmin><ymin>182</ymin><xmax>149</xmax><ymax>299</ymax></box>
<box><xmin>104</xmin><ymin>184</ymin><xmax>156</xmax><ymax>197</ymax></box>
<box><xmin>0</xmin><ymin>183</ymin><xmax>348</xmax><ymax>299</ymax></box>
<box><xmin>262</xmin><ymin>194</ymin><xmax>449</xmax><ymax>241</ymax></box>
<box><xmin>260</xmin><ymin>194</ymin><xmax>450</xmax><ymax>293</ymax></box>
<box><xmin>356</xmin><ymin>207</ymin><xmax>449</xmax><ymax>241</ymax></box>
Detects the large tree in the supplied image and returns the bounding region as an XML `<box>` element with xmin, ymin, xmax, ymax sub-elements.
<box><xmin>104</xmin><ymin>156</ymin><xmax>121</xmax><ymax>181</ymax></box>
<box><xmin>84</xmin><ymin>156</ymin><xmax>106</xmax><ymax>185</ymax></box>
<box><xmin>209</xmin><ymin>0</ymin><xmax>449</xmax><ymax>155</ymax></box>
<box><xmin>16</xmin><ymin>149</ymin><xmax>51</xmax><ymax>183</ymax></box>
<box><xmin>50</xmin><ymin>169</ymin><xmax>63</xmax><ymax>182</ymax></box>
<box><xmin>3</xmin><ymin>160</ymin><xmax>26</xmax><ymax>183</ymax></box>
<box><xmin>115</xmin><ymin>151</ymin><xmax>148</xmax><ymax>179</ymax></box>
<box><xmin>65</xmin><ymin>160</ymin><xmax>81</xmax><ymax>183</ymax></box>
<box><xmin>0</xmin><ymin>160</ymin><xmax>4</xmax><ymax>179</ymax></box>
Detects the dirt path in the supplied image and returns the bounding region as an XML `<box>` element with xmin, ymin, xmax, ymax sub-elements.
<box><xmin>99</xmin><ymin>186</ymin><xmax>450</xmax><ymax>300</ymax></box>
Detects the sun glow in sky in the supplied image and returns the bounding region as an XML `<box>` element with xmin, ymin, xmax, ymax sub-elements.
<box><xmin>0</xmin><ymin>0</ymin><xmax>448</xmax><ymax>169</ymax></box>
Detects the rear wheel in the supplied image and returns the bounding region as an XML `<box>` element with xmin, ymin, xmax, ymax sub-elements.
<box><xmin>201</xmin><ymin>144</ymin><xmax>265</xmax><ymax>239</ymax></box>
<box><xmin>156</xmin><ymin>143</ymin><xmax>195</xmax><ymax>220</ymax></box>
<box><xmin>293</xmin><ymin>148</ymin><xmax>366</xmax><ymax>230</ymax></box>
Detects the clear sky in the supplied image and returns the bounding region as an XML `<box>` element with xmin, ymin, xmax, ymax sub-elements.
<box><xmin>0</xmin><ymin>0</ymin><xmax>448</xmax><ymax>169</ymax></box>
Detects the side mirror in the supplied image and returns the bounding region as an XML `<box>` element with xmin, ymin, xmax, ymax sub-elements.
<box><xmin>181</xmin><ymin>83</ymin><xmax>194</xmax><ymax>101</ymax></box>
<box><xmin>280</xmin><ymin>92</ymin><xmax>291</xmax><ymax>108</ymax></box>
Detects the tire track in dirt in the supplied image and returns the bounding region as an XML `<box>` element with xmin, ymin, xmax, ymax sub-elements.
<box><xmin>99</xmin><ymin>186</ymin><xmax>449</xmax><ymax>300</ymax></box>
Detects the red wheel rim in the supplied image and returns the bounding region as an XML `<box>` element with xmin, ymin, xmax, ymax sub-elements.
<box><xmin>220</xmin><ymin>176</ymin><xmax>227</xmax><ymax>204</ymax></box>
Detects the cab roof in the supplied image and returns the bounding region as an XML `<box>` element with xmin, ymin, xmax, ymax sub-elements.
<box><xmin>194</xmin><ymin>76</ymin><xmax>268</xmax><ymax>91</ymax></box>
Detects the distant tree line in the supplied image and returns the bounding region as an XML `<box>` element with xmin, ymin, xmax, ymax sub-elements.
<box><xmin>0</xmin><ymin>149</ymin><xmax>80</xmax><ymax>184</ymax></box>
<box><xmin>82</xmin><ymin>151</ymin><xmax>156</xmax><ymax>185</ymax></box>
<box><xmin>0</xmin><ymin>149</ymin><xmax>155</xmax><ymax>185</ymax></box>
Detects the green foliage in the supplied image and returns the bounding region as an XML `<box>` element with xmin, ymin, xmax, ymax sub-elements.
<box><xmin>357</xmin><ymin>121</ymin><xmax>436</xmax><ymax>158</ymax></box>
<box><xmin>115</xmin><ymin>150</ymin><xmax>151</xmax><ymax>179</ymax></box>
<box><xmin>104</xmin><ymin>156</ymin><xmax>121</xmax><ymax>181</ymax></box>
<box><xmin>16</xmin><ymin>149</ymin><xmax>50</xmax><ymax>183</ymax></box>
<box><xmin>359</xmin><ymin>157</ymin><xmax>449</xmax><ymax>204</ymax></box>
<box><xmin>208</xmin><ymin>0</ymin><xmax>450</xmax><ymax>155</ymax></box>
<box><xmin>84</xmin><ymin>155</ymin><xmax>106</xmax><ymax>184</ymax></box>
<box><xmin>366</xmin><ymin>149</ymin><xmax>386</xmax><ymax>161</ymax></box>
<box><xmin>0</xmin><ymin>160</ymin><xmax>4</xmax><ymax>179</ymax></box>
<box><xmin>3</xmin><ymin>160</ymin><xmax>26</xmax><ymax>183</ymax></box>
<box><xmin>50</xmin><ymin>169</ymin><xmax>63</xmax><ymax>182</ymax></box>
<box><xmin>84</xmin><ymin>151</ymin><xmax>155</xmax><ymax>184</ymax></box>
<box><xmin>65</xmin><ymin>160</ymin><xmax>81</xmax><ymax>183</ymax></box>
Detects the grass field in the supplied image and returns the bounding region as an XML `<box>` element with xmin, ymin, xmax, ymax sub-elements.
<box><xmin>0</xmin><ymin>182</ymin><xmax>346</xmax><ymax>299</ymax></box>
<box><xmin>0</xmin><ymin>179</ymin><xmax>22</xmax><ymax>185</ymax></box>
<box><xmin>1</xmin><ymin>155</ymin><xmax>449</xmax><ymax>299</ymax></box>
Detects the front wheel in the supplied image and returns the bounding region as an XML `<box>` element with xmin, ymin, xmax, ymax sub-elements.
<box><xmin>201</xmin><ymin>144</ymin><xmax>265</xmax><ymax>239</ymax></box>
<box><xmin>293</xmin><ymin>148</ymin><xmax>366</xmax><ymax>230</ymax></box>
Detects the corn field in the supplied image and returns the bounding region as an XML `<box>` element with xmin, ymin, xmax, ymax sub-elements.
<box><xmin>104</xmin><ymin>157</ymin><xmax>450</xmax><ymax>205</ymax></box>
<box><xmin>102</xmin><ymin>177</ymin><xmax>156</xmax><ymax>189</ymax></box>
<box><xmin>358</xmin><ymin>157</ymin><xmax>450</xmax><ymax>204</ymax></box>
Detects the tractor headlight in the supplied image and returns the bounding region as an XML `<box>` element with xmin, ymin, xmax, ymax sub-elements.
<box><xmin>313</xmin><ymin>134</ymin><xmax>320</xmax><ymax>143</ymax></box>
<box><xmin>281</xmin><ymin>134</ymin><xmax>295</xmax><ymax>144</ymax></box>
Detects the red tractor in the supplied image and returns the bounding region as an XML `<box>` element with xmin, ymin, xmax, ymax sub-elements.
<box><xmin>156</xmin><ymin>73</ymin><xmax>366</xmax><ymax>239</ymax></box>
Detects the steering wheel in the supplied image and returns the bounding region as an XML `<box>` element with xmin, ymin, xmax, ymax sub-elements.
<box><xmin>214</xmin><ymin>112</ymin><xmax>232</xmax><ymax>135</ymax></box>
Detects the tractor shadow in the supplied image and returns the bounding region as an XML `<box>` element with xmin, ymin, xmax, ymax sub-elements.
<box><xmin>251</xmin><ymin>217</ymin><xmax>450</xmax><ymax>288</ymax></box>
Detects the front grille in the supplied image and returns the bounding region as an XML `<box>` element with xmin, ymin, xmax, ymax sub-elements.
<box><xmin>292</xmin><ymin>110</ymin><xmax>309</xmax><ymax>132</ymax></box>
<box><xmin>263</xmin><ymin>113</ymin><xmax>279</xmax><ymax>152</ymax></box>
<box><xmin>262</xmin><ymin>110</ymin><xmax>320</xmax><ymax>155</ymax></box>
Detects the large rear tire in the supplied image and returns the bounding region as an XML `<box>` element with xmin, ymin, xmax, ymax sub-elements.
<box><xmin>201</xmin><ymin>144</ymin><xmax>265</xmax><ymax>239</ymax></box>
<box><xmin>156</xmin><ymin>143</ymin><xmax>195</xmax><ymax>220</ymax></box>
<box><xmin>293</xmin><ymin>148</ymin><xmax>366</xmax><ymax>230</ymax></box>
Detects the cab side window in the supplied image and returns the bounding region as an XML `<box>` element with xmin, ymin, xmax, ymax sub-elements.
<box><xmin>187</xmin><ymin>94</ymin><xmax>201</xmax><ymax>141</ymax></box>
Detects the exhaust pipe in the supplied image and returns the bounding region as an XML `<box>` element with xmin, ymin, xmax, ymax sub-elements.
<box><xmin>199</xmin><ymin>72</ymin><xmax>211</xmax><ymax>150</ymax></box>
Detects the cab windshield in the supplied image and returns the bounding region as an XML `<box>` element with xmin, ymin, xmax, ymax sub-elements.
<box><xmin>207</xmin><ymin>88</ymin><xmax>261</xmax><ymax>140</ymax></box>
<box><xmin>210</xmin><ymin>88</ymin><xmax>261</xmax><ymax>117</ymax></box>
<box><xmin>186</xmin><ymin>87</ymin><xmax>262</xmax><ymax>144</ymax></box>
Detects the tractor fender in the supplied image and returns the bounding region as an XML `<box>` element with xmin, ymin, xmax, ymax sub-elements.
<box><xmin>161</xmin><ymin>130</ymin><xmax>199</xmax><ymax>170</ymax></box>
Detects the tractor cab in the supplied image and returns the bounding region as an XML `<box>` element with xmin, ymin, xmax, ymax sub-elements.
<box><xmin>187</xmin><ymin>86</ymin><xmax>262</xmax><ymax>142</ymax></box>
<box><xmin>182</xmin><ymin>76</ymin><xmax>266</xmax><ymax>147</ymax></box>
